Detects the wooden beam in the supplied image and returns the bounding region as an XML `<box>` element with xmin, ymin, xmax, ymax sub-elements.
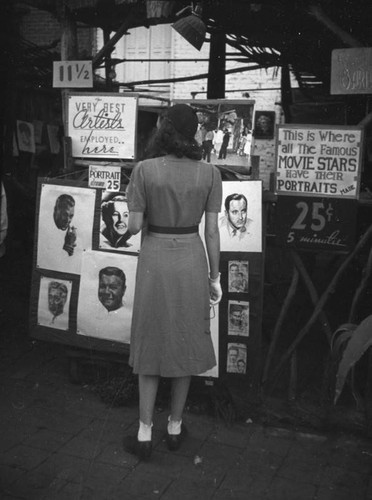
<box><xmin>207</xmin><ymin>31</ymin><xmax>226</xmax><ymax>98</ymax></box>
<box><xmin>281</xmin><ymin>62</ymin><xmax>292</xmax><ymax>123</ymax></box>
<box><xmin>60</xmin><ymin>4</ymin><xmax>78</xmax><ymax>60</ymax></box>
<box><xmin>308</xmin><ymin>4</ymin><xmax>364</xmax><ymax>48</ymax></box>
<box><xmin>119</xmin><ymin>63</ymin><xmax>261</xmax><ymax>88</ymax></box>
<box><xmin>92</xmin><ymin>12</ymin><xmax>136</xmax><ymax>69</ymax></box>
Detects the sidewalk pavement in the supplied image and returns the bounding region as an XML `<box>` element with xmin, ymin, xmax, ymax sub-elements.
<box><xmin>1</xmin><ymin>331</ymin><xmax>372</xmax><ymax>500</ymax></box>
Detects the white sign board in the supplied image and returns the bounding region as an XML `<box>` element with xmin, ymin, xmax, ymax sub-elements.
<box><xmin>88</xmin><ymin>165</ymin><xmax>121</xmax><ymax>191</ymax></box>
<box><xmin>275</xmin><ymin>125</ymin><xmax>363</xmax><ymax>199</ymax></box>
<box><xmin>331</xmin><ymin>48</ymin><xmax>372</xmax><ymax>95</ymax></box>
<box><xmin>53</xmin><ymin>61</ymin><xmax>93</xmax><ymax>88</ymax></box>
<box><xmin>66</xmin><ymin>92</ymin><xmax>138</xmax><ymax>159</ymax></box>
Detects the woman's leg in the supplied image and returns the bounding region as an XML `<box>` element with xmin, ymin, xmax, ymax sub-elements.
<box><xmin>123</xmin><ymin>374</ymin><xmax>159</xmax><ymax>459</ymax></box>
<box><xmin>139</xmin><ymin>374</ymin><xmax>160</xmax><ymax>426</ymax></box>
<box><xmin>169</xmin><ymin>376</ymin><xmax>191</xmax><ymax>422</ymax></box>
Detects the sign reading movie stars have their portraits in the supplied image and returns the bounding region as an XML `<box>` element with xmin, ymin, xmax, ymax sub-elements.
<box><xmin>274</xmin><ymin>124</ymin><xmax>363</xmax><ymax>252</ymax></box>
<box><xmin>66</xmin><ymin>92</ymin><xmax>138</xmax><ymax>159</ymax></box>
<box><xmin>275</xmin><ymin>124</ymin><xmax>363</xmax><ymax>198</ymax></box>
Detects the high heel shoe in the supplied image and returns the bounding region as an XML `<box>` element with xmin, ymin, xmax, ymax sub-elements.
<box><xmin>122</xmin><ymin>435</ymin><xmax>152</xmax><ymax>461</ymax></box>
<box><xmin>166</xmin><ymin>424</ymin><xmax>188</xmax><ymax>451</ymax></box>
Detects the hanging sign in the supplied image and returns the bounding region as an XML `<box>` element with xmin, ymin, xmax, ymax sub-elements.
<box><xmin>66</xmin><ymin>92</ymin><xmax>138</xmax><ymax>160</ymax></box>
<box><xmin>331</xmin><ymin>48</ymin><xmax>372</xmax><ymax>95</ymax></box>
<box><xmin>88</xmin><ymin>165</ymin><xmax>121</xmax><ymax>191</ymax></box>
<box><xmin>275</xmin><ymin>124</ymin><xmax>363</xmax><ymax>199</ymax></box>
<box><xmin>274</xmin><ymin>196</ymin><xmax>357</xmax><ymax>252</ymax></box>
<box><xmin>53</xmin><ymin>61</ymin><xmax>93</xmax><ymax>88</ymax></box>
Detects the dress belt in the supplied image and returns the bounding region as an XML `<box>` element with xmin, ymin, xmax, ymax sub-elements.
<box><xmin>148</xmin><ymin>224</ymin><xmax>198</xmax><ymax>234</ymax></box>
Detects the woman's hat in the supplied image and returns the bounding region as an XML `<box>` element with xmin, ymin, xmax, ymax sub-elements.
<box><xmin>166</xmin><ymin>104</ymin><xmax>198</xmax><ymax>139</ymax></box>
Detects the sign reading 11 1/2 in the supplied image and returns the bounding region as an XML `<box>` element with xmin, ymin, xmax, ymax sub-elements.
<box><xmin>53</xmin><ymin>61</ymin><xmax>93</xmax><ymax>88</ymax></box>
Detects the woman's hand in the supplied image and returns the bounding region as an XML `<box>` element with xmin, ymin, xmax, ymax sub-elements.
<box><xmin>209</xmin><ymin>273</ymin><xmax>222</xmax><ymax>305</ymax></box>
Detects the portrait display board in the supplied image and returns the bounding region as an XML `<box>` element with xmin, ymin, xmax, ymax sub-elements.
<box><xmin>213</xmin><ymin>179</ymin><xmax>264</xmax><ymax>383</ymax></box>
<box><xmin>274</xmin><ymin>196</ymin><xmax>358</xmax><ymax>252</ymax></box>
<box><xmin>65</xmin><ymin>92</ymin><xmax>138</xmax><ymax>160</ymax></box>
<box><xmin>173</xmin><ymin>99</ymin><xmax>254</xmax><ymax>170</ymax></box>
<box><xmin>275</xmin><ymin>124</ymin><xmax>363</xmax><ymax>198</ymax></box>
<box><xmin>30</xmin><ymin>178</ymin><xmax>136</xmax><ymax>355</ymax></box>
<box><xmin>30</xmin><ymin>178</ymin><xmax>222</xmax><ymax>377</ymax></box>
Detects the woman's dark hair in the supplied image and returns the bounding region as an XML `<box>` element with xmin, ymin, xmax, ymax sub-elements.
<box><xmin>144</xmin><ymin>114</ymin><xmax>202</xmax><ymax>161</ymax></box>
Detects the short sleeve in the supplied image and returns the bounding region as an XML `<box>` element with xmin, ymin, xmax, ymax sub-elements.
<box><xmin>127</xmin><ymin>162</ymin><xmax>146</xmax><ymax>212</ymax></box>
<box><xmin>205</xmin><ymin>166</ymin><xmax>222</xmax><ymax>213</ymax></box>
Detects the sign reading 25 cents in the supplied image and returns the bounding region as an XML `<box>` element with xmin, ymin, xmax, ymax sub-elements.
<box><xmin>274</xmin><ymin>196</ymin><xmax>357</xmax><ymax>252</ymax></box>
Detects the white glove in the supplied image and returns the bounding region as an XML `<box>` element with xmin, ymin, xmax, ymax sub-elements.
<box><xmin>209</xmin><ymin>273</ymin><xmax>222</xmax><ymax>305</ymax></box>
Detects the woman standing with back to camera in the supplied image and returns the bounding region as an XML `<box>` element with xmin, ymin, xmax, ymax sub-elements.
<box><xmin>123</xmin><ymin>104</ymin><xmax>223</xmax><ymax>460</ymax></box>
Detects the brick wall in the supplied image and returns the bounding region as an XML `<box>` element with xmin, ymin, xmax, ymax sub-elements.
<box><xmin>19</xmin><ymin>5</ymin><xmax>94</xmax><ymax>58</ymax></box>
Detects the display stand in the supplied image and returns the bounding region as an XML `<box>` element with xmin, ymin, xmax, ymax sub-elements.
<box><xmin>29</xmin><ymin>94</ymin><xmax>266</xmax><ymax>393</ymax></box>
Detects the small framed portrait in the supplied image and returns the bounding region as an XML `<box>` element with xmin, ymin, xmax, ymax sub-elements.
<box><xmin>228</xmin><ymin>300</ymin><xmax>249</xmax><ymax>337</ymax></box>
<box><xmin>226</xmin><ymin>342</ymin><xmax>247</xmax><ymax>374</ymax></box>
<box><xmin>228</xmin><ymin>260</ymin><xmax>249</xmax><ymax>293</ymax></box>
<box><xmin>37</xmin><ymin>276</ymin><xmax>72</xmax><ymax>330</ymax></box>
<box><xmin>253</xmin><ymin>111</ymin><xmax>275</xmax><ymax>139</ymax></box>
<box><xmin>77</xmin><ymin>250</ymin><xmax>138</xmax><ymax>344</ymax></box>
<box><xmin>17</xmin><ymin>120</ymin><xmax>36</xmax><ymax>153</ymax></box>
<box><xmin>98</xmin><ymin>190</ymin><xmax>141</xmax><ymax>254</ymax></box>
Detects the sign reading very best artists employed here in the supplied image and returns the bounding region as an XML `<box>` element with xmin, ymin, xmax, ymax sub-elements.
<box><xmin>275</xmin><ymin>124</ymin><xmax>363</xmax><ymax>199</ymax></box>
<box><xmin>66</xmin><ymin>92</ymin><xmax>138</xmax><ymax>160</ymax></box>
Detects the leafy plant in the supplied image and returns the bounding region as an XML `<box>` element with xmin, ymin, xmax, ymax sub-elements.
<box><xmin>333</xmin><ymin>315</ymin><xmax>372</xmax><ymax>404</ymax></box>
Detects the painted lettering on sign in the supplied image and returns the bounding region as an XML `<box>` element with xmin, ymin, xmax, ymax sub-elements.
<box><xmin>67</xmin><ymin>93</ymin><xmax>138</xmax><ymax>160</ymax></box>
<box><xmin>331</xmin><ymin>48</ymin><xmax>372</xmax><ymax>95</ymax></box>
<box><xmin>274</xmin><ymin>196</ymin><xmax>357</xmax><ymax>253</ymax></box>
<box><xmin>88</xmin><ymin>165</ymin><xmax>121</xmax><ymax>191</ymax></box>
<box><xmin>275</xmin><ymin>125</ymin><xmax>362</xmax><ymax>199</ymax></box>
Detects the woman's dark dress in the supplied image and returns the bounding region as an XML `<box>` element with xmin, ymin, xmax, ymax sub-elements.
<box><xmin>127</xmin><ymin>155</ymin><xmax>222</xmax><ymax>377</ymax></box>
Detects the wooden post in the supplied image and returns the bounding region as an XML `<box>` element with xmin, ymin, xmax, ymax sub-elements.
<box><xmin>103</xmin><ymin>29</ymin><xmax>114</xmax><ymax>92</ymax></box>
<box><xmin>59</xmin><ymin>4</ymin><xmax>78</xmax><ymax>61</ymax></box>
<box><xmin>207</xmin><ymin>31</ymin><xmax>226</xmax><ymax>99</ymax></box>
<box><xmin>281</xmin><ymin>62</ymin><xmax>292</xmax><ymax>123</ymax></box>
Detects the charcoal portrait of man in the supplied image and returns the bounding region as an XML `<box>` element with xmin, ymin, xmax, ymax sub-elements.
<box><xmin>77</xmin><ymin>251</ymin><xmax>137</xmax><ymax>344</ymax></box>
<box><xmin>37</xmin><ymin>276</ymin><xmax>71</xmax><ymax>330</ymax></box>
<box><xmin>48</xmin><ymin>281</ymin><xmax>68</xmax><ymax>323</ymax></box>
<box><xmin>98</xmin><ymin>266</ymin><xmax>126</xmax><ymax>312</ymax></box>
<box><xmin>53</xmin><ymin>194</ymin><xmax>77</xmax><ymax>256</ymax></box>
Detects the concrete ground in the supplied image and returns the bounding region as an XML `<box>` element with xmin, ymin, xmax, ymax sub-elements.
<box><xmin>1</xmin><ymin>250</ymin><xmax>372</xmax><ymax>499</ymax></box>
<box><xmin>1</xmin><ymin>323</ymin><xmax>372</xmax><ymax>499</ymax></box>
